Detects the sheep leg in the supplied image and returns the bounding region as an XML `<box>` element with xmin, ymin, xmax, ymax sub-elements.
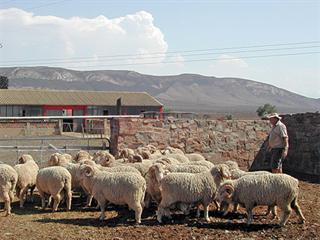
<box><xmin>65</xmin><ymin>190</ymin><xmax>72</xmax><ymax>211</ymax></box>
<box><xmin>2</xmin><ymin>192</ymin><xmax>11</xmax><ymax>216</ymax></box>
<box><xmin>203</xmin><ymin>204</ymin><xmax>210</xmax><ymax>222</ymax></box>
<box><xmin>144</xmin><ymin>193</ymin><xmax>151</xmax><ymax>209</ymax></box>
<box><xmin>246</xmin><ymin>206</ymin><xmax>254</xmax><ymax>225</ymax></box>
<box><xmin>19</xmin><ymin>186</ymin><xmax>28</xmax><ymax>208</ymax></box>
<box><xmin>130</xmin><ymin>202</ymin><xmax>143</xmax><ymax>224</ymax></box>
<box><xmin>29</xmin><ymin>185</ymin><xmax>36</xmax><ymax>203</ymax></box>
<box><xmin>47</xmin><ymin>195</ymin><xmax>52</xmax><ymax>208</ymax></box>
<box><xmin>64</xmin><ymin>184</ymin><xmax>72</xmax><ymax>211</ymax></box>
<box><xmin>98</xmin><ymin>198</ymin><xmax>107</xmax><ymax>221</ymax></box>
<box><xmin>291</xmin><ymin>198</ymin><xmax>305</xmax><ymax>224</ymax></box>
<box><xmin>38</xmin><ymin>190</ymin><xmax>46</xmax><ymax>210</ymax></box>
<box><xmin>279</xmin><ymin>205</ymin><xmax>291</xmax><ymax>227</ymax></box>
<box><xmin>52</xmin><ymin>193</ymin><xmax>61</xmax><ymax>212</ymax></box>
<box><xmin>233</xmin><ymin>203</ymin><xmax>239</xmax><ymax>213</ymax></box>
<box><xmin>86</xmin><ymin>194</ymin><xmax>93</xmax><ymax>207</ymax></box>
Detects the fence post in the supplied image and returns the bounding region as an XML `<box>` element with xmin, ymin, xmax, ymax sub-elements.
<box><xmin>109</xmin><ymin>118</ymin><xmax>119</xmax><ymax>157</ymax></box>
<box><xmin>58</xmin><ymin>119</ymin><xmax>63</xmax><ymax>135</ymax></box>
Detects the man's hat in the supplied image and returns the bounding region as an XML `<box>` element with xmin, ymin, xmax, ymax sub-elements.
<box><xmin>266</xmin><ymin>113</ymin><xmax>282</xmax><ymax>120</ymax></box>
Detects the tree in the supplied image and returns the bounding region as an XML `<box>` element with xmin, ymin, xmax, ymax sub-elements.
<box><xmin>256</xmin><ymin>103</ymin><xmax>277</xmax><ymax>117</ymax></box>
<box><xmin>0</xmin><ymin>75</ymin><xmax>9</xmax><ymax>89</ymax></box>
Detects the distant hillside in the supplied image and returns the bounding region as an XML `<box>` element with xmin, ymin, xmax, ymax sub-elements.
<box><xmin>0</xmin><ymin>66</ymin><xmax>319</xmax><ymax>114</ymax></box>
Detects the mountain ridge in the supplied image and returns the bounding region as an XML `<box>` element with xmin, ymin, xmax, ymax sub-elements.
<box><xmin>0</xmin><ymin>66</ymin><xmax>319</xmax><ymax>114</ymax></box>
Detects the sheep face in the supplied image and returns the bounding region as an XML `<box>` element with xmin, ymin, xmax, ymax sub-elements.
<box><xmin>48</xmin><ymin>153</ymin><xmax>61</xmax><ymax>166</ymax></box>
<box><xmin>18</xmin><ymin>154</ymin><xmax>34</xmax><ymax>164</ymax></box>
<box><xmin>93</xmin><ymin>151</ymin><xmax>115</xmax><ymax>167</ymax></box>
<box><xmin>210</xmin><ymin>164</ymin><xmax>231</xmax><ymax>181</ymax></box>
<box><xmin>217</xmin><ymin>183</ymin><xmax>235</xmax><ymax>204</ymax></box>
<box><xmin>149</xmin><ymin>164</ymin><xmax>165</xmax><ymax>182</ymax></box>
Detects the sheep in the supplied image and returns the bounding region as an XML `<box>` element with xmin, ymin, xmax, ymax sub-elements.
<box><xmin>78</xmin><ymin>164</ymin><xmax>146</xmax><ymax>224</ymax></box>
<box><xmin>0</xmin><ymin>164</ymin><xmax>18</xmax><ymax>216</ymax></box>
<box><xmin>185</xmin><ymin>153</ymin><xmax>206</xmax><ymax>162</ymax></box>
<box><xmin>77</xmin><ymin>161</ymin><xmax>142</xmax><ymax>207</ymax></box>
<box><xmin>48</xmin><ymin>153</ymin><xmax>72</xmax><ymax>166</ymax></box>
<box><xmin>182</xmin><ymin>160</ymin><xmax>214</xmax><ymax>169</ymax></box>
<box><xmin>93</xmin><ymin>150</ymin><xmax>117</xmax><ymax>167</ymax></box>
<box><xmin>73</xmin><ymin>150</ymin><xmax>92</xmax><ymax>162</ymax></box>
<box><xmin>216</xmin><ymin>174</ymin><xmax>306</xmax><ymax>226</ymax></box>
<box><xmin>146</xmin><ymin>163</ymin><xmax>166</xmax><ymax>205</ymax></box>
<box><xmin>14</xmin><ymin>154</ymin><xmax>39</xmax><ymax>207</ymax></box>
<box><xmin>166</xmin><ymin>164</ymin><xmax>209</xmax><ymax>174</ymax></box>
<box><xmin>163</xmin><ymin>153</ymin><xmax>189</xmax><ymax>163</ymax></box>
<box><xmin>118</xmin><ymin>147</ymin><xmax>135</xmax><ymax>159</ymax></box>
<box><xmin>36</xmin><ymin>166</ymin><xmax>72</xmax><ymax>211</ymax></box>
<box><xmin>156</xmin><ymin>164</ymin><xmax>231</xmax><ymax>223</ymax></box>
<box><xmin>162</xmin><ymin>146</ymin><xmax>185</xmax><ymax>155</ymax></box>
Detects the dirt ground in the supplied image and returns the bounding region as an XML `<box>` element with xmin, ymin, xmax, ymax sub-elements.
<box><xmin>0</xmin><ymin>181</ymin><xmax>319</xmax><ymax>240</ymax></box>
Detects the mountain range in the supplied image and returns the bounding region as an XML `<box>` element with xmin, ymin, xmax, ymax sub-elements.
<box><xmin>0</xmin><ymin>66</ymin><xmax>319</xmax><ymax>115</ymax></box>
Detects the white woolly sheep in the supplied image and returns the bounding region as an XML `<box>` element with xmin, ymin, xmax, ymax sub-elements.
<box><xmin>36</xmin><ymin>166</ymin><xmax>72</xmax><ymax>211</ymax></box>
<box><xmin>162</xmin><ymin>146</ymin><xmax>185</xmax><ymax>155</ymax></box>
<box><xmin>74</xmin><ymin>150</ymin><xmax>92</xmax><ymax>162</ymax></box>
<box><xmin>48</xmin><ymin>153</ymin><xmax>72</xmax><ymax>166</ymax></box>
<box><xmin>156</xmin><ymin>164</ymin><xmax>231</xmax><ymax>223</ymax></box>
<box><xmin>217</xmin><ymin>174</ymin><xmax>306</xmax><ymax>226</ymax></box>
<box><xmin>182</xmin><ymin>160</ymin><xmax>214</xmax><ymax>169</ymax></box>
<box><xmin>166</xmin><ymin>164</ymin><xmax>209</xmax><ymax>174</ymax></box>
<box><xmin>0</xmin><ymin>164</ymin><xmax>18</xmax><ymax>216</ymax></box>
<box><xmin>14</xmin><ymin>154</ymin><xmax>39</xmax><ymax>207</ymax></box>
<box><xmin>78</xmin><ymin>164</ymin><xmax>146</xmax><ymax>224</ymax></box>
<box><xmin>163</xmin><ymin>153</ymin><xmax>189</xmax><ymax>163</ymax></box>
<box><xmin>93</xmin><ymin>150</ymin><xmax>117</xmax><ymax>167</ymax></box>
<box><xmin>185</xmin><ymin>153</ymin><xmax>206</xmax><ymax>162</ymax></box>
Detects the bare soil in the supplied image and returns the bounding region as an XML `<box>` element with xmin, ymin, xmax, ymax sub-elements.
<box><xmin>0</xmin><ymin>181</ymin><xmax>319</xmax><ymax>240</ymax></box>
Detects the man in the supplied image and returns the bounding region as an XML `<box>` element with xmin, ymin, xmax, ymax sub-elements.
<box><xmin>266</xmin><ymin>113</ymin><xmax>289</xmax><ymax>174</ymax></box>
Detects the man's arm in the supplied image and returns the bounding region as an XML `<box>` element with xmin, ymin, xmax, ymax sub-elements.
<box><xmin>282</xmin><ymin>137</ymin><xmax>289</xmax><ymax>159</ymax></box>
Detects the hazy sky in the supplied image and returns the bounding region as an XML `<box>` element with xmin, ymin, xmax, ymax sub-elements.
<box><xmin>0</xmin><ymin>0</ymin><xmax>319</xmax><ymax>98</ymax></box>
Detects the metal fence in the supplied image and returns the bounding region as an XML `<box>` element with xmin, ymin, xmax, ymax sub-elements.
<box><xmin>0</xmin><ymin>136</ymin><xmax>110</xmax><ymax>168</ymax></box>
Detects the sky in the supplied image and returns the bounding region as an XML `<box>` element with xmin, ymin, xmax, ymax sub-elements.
<box><xmin>0</xmin><ymin>0</ymin><xmax>319</xmax><ymax>98</ymax></box>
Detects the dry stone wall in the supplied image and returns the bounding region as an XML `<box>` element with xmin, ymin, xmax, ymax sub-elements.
<box><xmin>115</xmin><ymin>118</ymin><xmax>270</xmax><ymax>167</ymax></box>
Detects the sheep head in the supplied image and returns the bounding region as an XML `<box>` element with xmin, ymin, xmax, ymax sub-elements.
<box><xmin>18</xmin><ymin>154</ymin><xmax>34</xmax><ymax>164</ymax></box>
<box><xmin>217</xmin><ymin>183</ymin><xmax>235</xmax><ymax>203</ymax></box>
<box><xmin>48</xmin><ymin>153</ymin><xmax>61</xmax><ymax>166</ymax></box>
<box><xmin>79</xmin><ymin>164</ymin><xmax>95</xmax><ymax>178</ymax></box>
<box><xmin>93</xmin><ymin>151</ymin><xmax>115</xmax><ymax>167</ymax></box>
<box><xmin>211</xmin><ymin>164</ymin><xmax>231</xmax><ymax>182</ymax></box>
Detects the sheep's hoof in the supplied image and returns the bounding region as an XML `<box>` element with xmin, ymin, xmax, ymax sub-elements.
<box><xmin>205</xmin><ymin>217</ymin><xmax>211</xmax><ymax>222</ymax></box>
<box><xmin>299</xmin><ymin>219</ymin><xmax>306</xmax><ymax>224</ymax></box>
<box><xmin>99</xmin><ymin>216</ymin><xmax>105</xmax><ymax>221</ymax></box>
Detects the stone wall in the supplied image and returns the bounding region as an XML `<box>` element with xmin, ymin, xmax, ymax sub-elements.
<box><xmin>0</xmin><ymin>120</ymin><xmax>60</xmax><ymax>137</ymax></box>
<box><xmin>114</xmin><ymin>118</ymin><xmax>270</xmax><ymax>167</ymax></box>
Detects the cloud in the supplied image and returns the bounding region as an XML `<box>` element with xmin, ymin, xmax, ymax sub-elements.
<box><xmin>205</xmin><ymin>54</ymin><xmax>249</xmax><ymax>78</ymax></box>
<box><xmin>0</xmin><ymin>8</ymin><xmax>168</xmax><ymax>70</ymax></box>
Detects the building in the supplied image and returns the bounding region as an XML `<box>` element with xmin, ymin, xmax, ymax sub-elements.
<box><xmin>0</xmin><ymin>89</ymin><xmax>163</xmax><ymax>131</ymax></box>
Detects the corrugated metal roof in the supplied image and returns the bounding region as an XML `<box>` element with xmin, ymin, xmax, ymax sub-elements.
<box><xmin>0</xmin><ymin>89</ymin><xmax>163</xmax><ymax>107</ymax></box>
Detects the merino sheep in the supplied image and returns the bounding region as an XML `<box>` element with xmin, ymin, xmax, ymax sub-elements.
<box><xmin>162</xmin><ymin>146</ymin><xmax>185</xmax><ymax>155</ymax></box>
<box><xmin>217</xmin><ymin>174</ymin><xmax>306</xmax><ymax>226</ymax></box>
<box><xmin>78</xmin><ymin>164</ymin><xmax>146</xmax><ymax>224</ymax></box>
<box><xmin>74</xmin><ymin>150</ymin><xmax>92</xmax><ymax>162</ymax></box>
<box><xmin>48</xmin><ymin>153</ymin><xmax>72</xmax><ymax>166</ymax></box>
<box><xmin>182</xmin><ymin>160</ymin><xmax>214</xmax><ymax>169</ymax></box>
<box><xmin>93</xmin><ymin>150</ymin><xmax>117</xmax><ymax>167</ymax></box>
<box><xmin>185</xmin><ymin>153</ymin><xmax>206</xmax><ymax>162</ymax></box>
<box><xmin>166</xmin><ymin>164</ymin><xmax>209</xmax><ymax>174</ymax></box>
<box><xmin>14</xmin><ymin>154</ymin><xmax>39</xmax><ymax>207</ymax></box>
<box><xmin>156</xmin><ymin>164</ymin><xmax>231</xmax><ymax>223</ymax></box>
<box><xmin>0</xmin><ymin>164</ymin><xmax>18</xmax><ymax>216</ymax></box>
<box><xmin>36</xmin><ymin>166</ymin><xmax>72</xmax><ymax>211</ymax></box>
